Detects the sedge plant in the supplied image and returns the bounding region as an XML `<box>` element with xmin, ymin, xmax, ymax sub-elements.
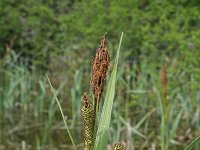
<box><xmin>160</xmin><ymin>64</ymin><xmax>169</xmax><ymax>150</ymax></box>
<box><xmin>81</xmin><ymin>32</ymin><xmax>124</xmax><ymax>150</ymax></box>
<box><xmin>47</xmin><ymin>32</ymin><xmax>124</xmax><ymax>150</ymax></box>
<box><xmin>47</xmin><ymin>32</ymin><xmax>200</xmax><ymax>150</ymax></box>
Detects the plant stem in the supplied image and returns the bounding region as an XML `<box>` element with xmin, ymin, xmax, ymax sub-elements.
<box><xmin>46</xmin><ymin>74</ymin><xmax>77</xmax><ymax>150</ymax></box>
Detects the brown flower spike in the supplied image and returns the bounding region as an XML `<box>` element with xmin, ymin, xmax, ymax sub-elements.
<box><xmin>161</xmin><ymin>64</ymin><xmax>167</xmax><ymax>101</ymax></box>
<box><xmin>90</xmin><ymin>33</ymin><xmax>110</xmax><ymax>110</ymax></box>
<box><xmin>160</xmin><ymin>64</ymin><xmax>169</xmax><ymax>120</ymax></box>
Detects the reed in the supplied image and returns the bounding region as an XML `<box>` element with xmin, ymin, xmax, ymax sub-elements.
<box><xmin>160</xmin><ymin>64</ymin><xmax>169</xmax><ymax>150</ymax></box>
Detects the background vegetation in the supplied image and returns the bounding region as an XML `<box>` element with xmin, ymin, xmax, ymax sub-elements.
<box><xmin>0</xmin><ymin>0</ymin><xmax>200</xmax><ymax>149</ymax></box>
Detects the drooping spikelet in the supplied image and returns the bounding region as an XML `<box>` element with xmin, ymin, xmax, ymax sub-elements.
<box><xmin>90</xmin><ymin>33</ymin><xmax>110</xmax><ymax>109</ymax></box>
<box><xmin>81</xmin><ymin>92</ymin><xmax>94</xmax><ymax>150</ymax></box>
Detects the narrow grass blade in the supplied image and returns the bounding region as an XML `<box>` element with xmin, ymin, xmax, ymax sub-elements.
<box><xmin>184</xmin><ymin>135</ymin><xmax>200</xmax><ymax>150</ymax></box>
<box><xmin>46</xmin><ymin>74</ymin><xmax>77</xmax><ymax>150</ymax></box>
<box><xmin>170</xmin><ymin>109</ymin><xmax>183</xmax><ymax>138</ymax></box>
<box><xmin>113</xmin><ymin>110</ymin><xmax>146</xmax><ymax>139</ymax></box>
<box><xmin>135</xmin><ymin>108</ymin><xmax>156</xmax><ymax>129</ymax></box>
<box><xmin>94</xmin><ymin>32</ymin><xmax>123</xmax><ymax>150</ymax></box>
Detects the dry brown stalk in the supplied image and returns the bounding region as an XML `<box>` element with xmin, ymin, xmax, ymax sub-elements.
<box><xmin>90</xmin><ymin>33</ymin><xmax>110</xmax><ymax>110</ymax></box>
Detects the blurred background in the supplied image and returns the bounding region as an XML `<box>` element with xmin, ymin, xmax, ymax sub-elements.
<box><xmin>0</xmin><ymin>0</ymin><xmax>200</xmax><ymax>149</ymax></box>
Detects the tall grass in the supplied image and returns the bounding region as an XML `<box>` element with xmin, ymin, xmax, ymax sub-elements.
<box><xmin>0</xmin><ymin>52</ymin><xmax>78</xmax><ymax>149</ymax></box>
<box><xmin>0</xmin><ymin>34</ymin><xmax>200</xmax><ymax>150</ymax></box>
<box><xmin>46</xmin><ymin>74</ymin><xmax>77</xmax><ymax>150</ymax></box>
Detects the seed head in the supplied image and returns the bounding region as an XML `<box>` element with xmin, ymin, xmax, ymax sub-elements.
<box><xmin>160</xmin><ymin>64</ymin><xmax>169</xmax><ymax>120</ymax></box>
<box><xmin>161</xmin><ymin>64</ymin><xmax>167</xmax><ymax>88</ymax></box>
<box><xmin>161</xmin><ymin>64</ymin><xmax>167</xmax><ymax>95</ymax></box>
<box><xmin>90</xmin><ymin>33</ymin><xmax>110</xmax><ymax>104</ymax></box>
<box><xmin>83</xmin><ymin>92</ymin><xmax>90</xmax><ymax>108</ymax></box>
<box><xmin>81</xmin><ymin>92</ymin><xmax>94</xmax><ymax>150</ymax></box>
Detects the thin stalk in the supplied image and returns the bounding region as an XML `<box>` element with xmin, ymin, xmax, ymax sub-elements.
<box><xmin>161</xmin><ymin>115</ymin><xmax>169</xmax><ymax>150</ymax></box>
<box><xmin>184</xmin><ymin>135</ymin><xmax>200</xmax><ymax>150</ymax></box>
<box><xmin>92</xmin><ymin>95</ymin><xmax>100</xmax><ymax>148</ymax></box>
<box><xmin>46</xmin><ymin>74</ymin><xmax>77</xmax><ymax>150</ymax></box>
<box><xmin>160</xmin><ymin>64</ymin><xmax>169</xmax><ymax>150</ymax></box>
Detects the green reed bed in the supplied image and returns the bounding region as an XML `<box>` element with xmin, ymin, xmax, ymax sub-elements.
<box><xmin>1</xmin><ymin>33</ymin><xmax>200</xmax><ymax>150</ymax></box>
<box><xmin>47</xmin><ymin>33</ymin><xmax>200</xmax><ymax>150</ymax></box>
